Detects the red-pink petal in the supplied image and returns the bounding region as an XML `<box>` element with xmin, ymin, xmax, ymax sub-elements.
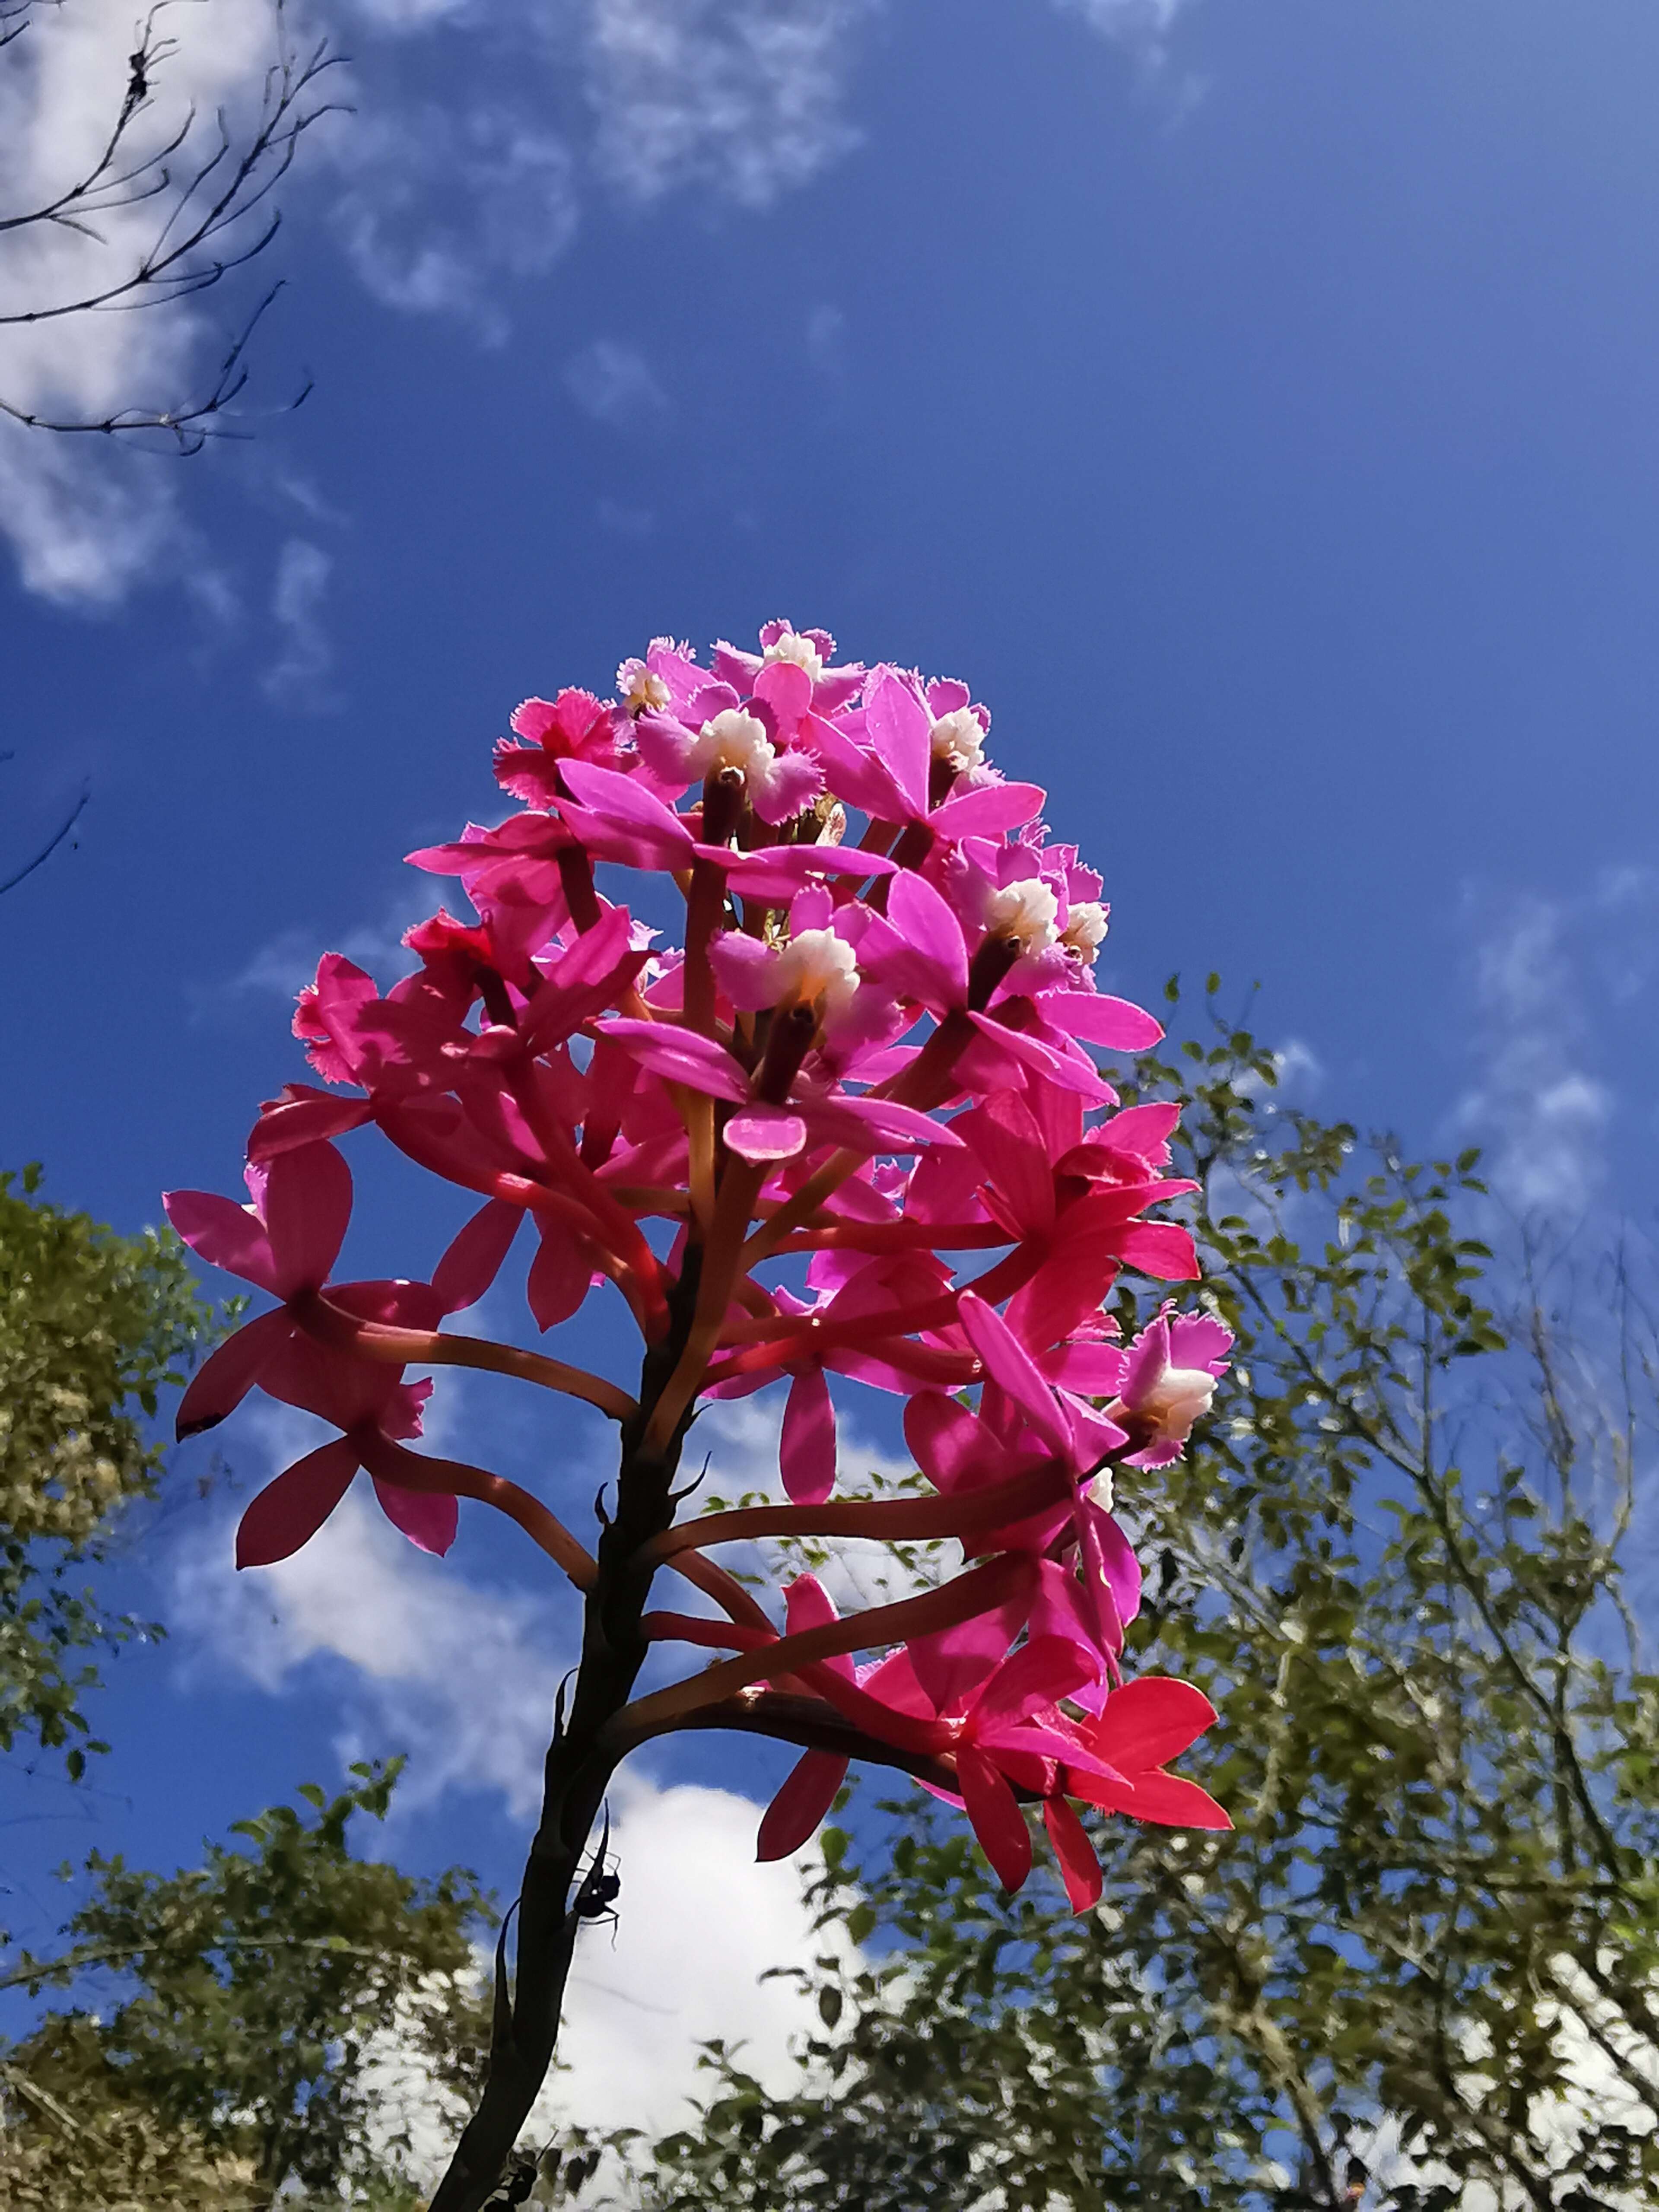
<box><xmin>432</xmin><ymin>1198</ymin><xmax>522</xmax><ymax>1314</ymax></box>
<box><xmin>163</xmin><ymin>1189</ymin><xmax>281</xmax><ymax>1295</ymax></box>
<box><xmin>1113</xmin><ymin>1222</ymin><xmax>1201</xmax><ymax>1283</ymax></box>
<box><xmin>956</xmin><ymin>1746</ymin><xmax>1033</xmax><ymax>1892</ymax></box>
<box><xmin>1089</xmin><ymin>1677</ymin><xmax>1219</xmax><ymax>1770</ymax></box>
<box><xmin>1043</xmin><ymin>1796</ymin><xmax>1104</xmax><ymax>1912</ymax></box>
<box><xmin>972</xmin><ymin>1635</ymin><xmax>1099</xmax><ymax>1731</ymax></box>
<box><xmin>1109</xmin><ymin>1770</ymin><xmax>1232</xmax><ymax>1830</ymax></box>
<box><xmin>235</xmin><ymin>1438</ymin><xmax>360</xmax><ymax>1568</ymax></box>
<box><xmin>956</xmin><ymin>1293</ymin><xmax>1070</xmax><ymax>1456</ymax></box>
<box><xmin>780</xmin><ymin>1367</ymin><xmax>837</xmax><ymax>1505</ymax></box>
<box><xmin>757</xmin><ymin>1750</ymin><xmax>848</xmax><ymax>1862</ymax></box>
<box><xmin>528</xmin><ymin>1217</ymin><xmax>591</xmax><ymax>1330</ymax></box>
<box><xmin>372</xmin><ymin>1478</ymin><xmax>458</xmax><ymax>1557</ymax></box>
<box><xmin>262</xmin><ymin>1141</ymin><xmax>353</xmax><ymax>1297</ymax></box>
<box><xmin>175</xmin><ymin>1308</ymin><xmax>294</xmax><ymax>1438</ymax></box>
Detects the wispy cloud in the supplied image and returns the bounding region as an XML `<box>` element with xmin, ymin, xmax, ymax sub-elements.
<box><xmin>563</xmin><ymin>337</ymin><xmax>671</xmax><ymax>429</ymax></box>
<box><xmin>333</xmin><ymin>103</ymin><xmax>579</xmax><ymax>330</ymax></box>
<box><xmin>1052</xmin><ymin>0</ymin><xmax>1192</xmax><ymax>59</ymax></box>
<box><xmin>262</xmin><ymin>537</ymin><xmax>336</xmax><ymax>704</ymax></box>
<box><xmin>1450</xmin><ymin>871</ymin><xmax>1659</xmax><ymax>1219</ymax></box>
<box><xmin>586</xmin><ymin>0</ymin><xmax>876</xmax><ymax>208</ymax></box>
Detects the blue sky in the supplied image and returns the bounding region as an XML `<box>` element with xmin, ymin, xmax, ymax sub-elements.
<box><xmin>4</xmin><ymin>0</ymin><xmax>1659</xmax><ymax>2148</ymax></box>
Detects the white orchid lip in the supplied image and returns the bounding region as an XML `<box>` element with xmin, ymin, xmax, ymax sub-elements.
<box><xmin>985</xmin><ymin>877</ymin><xmax>1060</xmax><ymax>952</ymax></box>
<box><xmin>617</xmin><ymin>658</ymin><xmax>671</xmax><ymax>715</ymax></box>
<box><xmin>763</xmin><ymin>630</ymin><xmax>825</xmax><ymax>683</ymax></box>
<box><xmin>1142</xmin><ymin>1366</ymin><xmax>1218</xmax><ymax>1442</ymax></box>
<box><xmin>774</xmin><ymin>927</ymin><xmax>859</xmax><ymax>1014</ymax></box>
<box><xmin>929</xmin><ymin>706</ymin><xmax>985</xmax><ymax>774</ymax></box>
<box><xmin>1061</xmin><ymin>901</ymin><xmax>1109</xmax><ymax>963</ymax></box>
<box><xmin>692</xmin><ymin>708</ymin><xmax>778</xmax><ymax>792</ymax></box>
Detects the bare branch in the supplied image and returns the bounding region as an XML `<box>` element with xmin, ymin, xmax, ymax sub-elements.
<box><xmin>0</xmin><ymin>0</ymin><xmax>349</xmax><ymax>444</ymax></box>
<box><xmin>0</xmin><ymin>775</ymin><xmax>87</xmax><ymax>896</ymax></box>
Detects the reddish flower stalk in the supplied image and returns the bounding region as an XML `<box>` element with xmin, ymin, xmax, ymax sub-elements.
<box><xmin>168</xmin><ymin>621</ymin><xmax>1234</xmax><ymax>2212</ymax></box>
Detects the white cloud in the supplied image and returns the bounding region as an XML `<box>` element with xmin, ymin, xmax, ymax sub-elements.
<box><xmin>263</xmin><ymin>536</ymin><xmax>336</xmax><ymax>702</ymax></box>
<box><xmin>0</xmin><ymin>0</ymin><xmax>321</xmax><ymax>598</ymax></box>
<box><xmin>1452</xmin><ymin>891</ymin><xmax>1617</xmax><ymax>1217</ymax></box>
<box><xmin>586</xmin><ymin>0</ymin><xmax>875</xmax><ymax>208</ymax></box>
<box><xmin>563</xmin><ymin>337</ymin><xmax>670</xmax><ymax>429</ymax></box>
<box><xmin>332</xmin><ymin>104</ymin><xmax>578</xmax><ymax>329</ymax></box>
<box><xmin>1051</xmin><ymin>0</ymin><xmax>1190</xmax><ymax>57</ymax></box>
<box><xmin>167</xmin><ymin>1393</ymin><xmax>864</xmax><ymax>2152</ymax></box>
<box><xmin>0</xmin><ymin>428</ymin><xmax>185</xmax><ymax>603</ymax></box>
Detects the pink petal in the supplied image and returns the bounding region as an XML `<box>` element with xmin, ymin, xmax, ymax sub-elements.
<box><xmin>559</xmin><ymin>759</ymin><xmax>693</xmax><ymax>851</ymax></box>
<box><xmin>1168</xmin><ymin>1311</ymin><xmax>1234</xmax><ymax>1370</ymax></box>
<box><xmin>927</xmin><ymin>781</ymin><xmax>1045</xmax><ymax>840</ymax></box>
<box><xmin>862</xmin><ymin>665</ymin><xmax>931</xmax><ymax>815</ymax></box>
<box><xmin>724</xmin><ymin>1106</ymin><xmax>808</xmax><ymax>1162</ymax></box>
<box><xmin>235</xmin><ymin>1438</ymin><xmax>360</xmax><ymax>1568</ymax></box>
<box><xmin>756</xmin><ymin>1751</ymin><xmax>848</xmax><ymax>1862</ymax></box>
<box><xmin>163</xmin><ymin>1189</ymin><xmax>281</xmax><ymax>1295</ymax></box>
<box><xmin>904</xmin><ymin>1391</ymin><xmax>1013</xmax><ymax>1497</ymax></box>
<box><xmin>751</xmin><ymin>658</ymin><xmax>813</xmax><ymax>729</ymax></box>
<box><xmin>175</xmin><ymin>1308</ymin><xmax>294</xmax><ymax>1438</ymax></box>
<box><xmin>906</xmin><ymin>1585</ymin><xmax>1032</xmax><ymax>1717</ymax></box>
<box><xmin>956</xmin><ymin>1747</ymin><xmax>1033</xmax><ymax>1892</ymax></box>
<box><xmin>598</xmin><ymin>1019</ymin><xmax>750</xmax><ymax>1103</ymax></box>
<box><xmin>956</xmin><ymin>1293</ymin><xmax>1070</xmax><ymax>1456</ymax></box>
<box><xmin>1043</xmin><ymin>1796</ymin><xmax>1104</xmax><ymax>1913</ymax></box>
<box><xmin>1081</xmin><ymin>1505</ymin><xmax>1141</xmax><ymax>1634</ymax></box>
<box><xmin>432</xmin><ymin>1198</ymin><xmax>523</xmax><ymax>1314</ymax></box>
<box><xmin>721</xmin><ymin>843</ymin><xmax>895</xmax><ymax>905</ymax></box>
<box><xmin>261</xmin><ymin>1141</ymin><xmax>354</xmax><ymax>1297</ymax></box>
<box><xmin>709</xmin><ymin>931</ymin><xmax>783</xmax><ymax>1010</ymax></box>
<box><xmin>528</xmin><ymin>1217</ymin><xmax>591</xmax><ymax>1330</ymax></box>
<box><xmin>372</xmin><ymin>1478</ymin><xmax>459</xmax><ymax>1557</ymax></box>
<box><xmin>1036</xmin><ymin>991</ymin><xmax>1163</xmax><ymax>1051</ymax></box>
<box><xmin>248</xmin><ymin>1090</ymin><xmax>373</xmax><ymax>1164</ymax></box>
<box><xmin>799</xmin><ymin>1093</ymin><xmax>965</xmax><ymax>1155</ymax></box>
<box><xmin>780</xmin><ymin>1367</ymin><xmax>837</xmax><ymax>1506</ymax></box>
<box><xmin>885</xmin><ymin>872</ymin><xmax>969</xmax><ymax>1004</ymax></box>
<box><xmin>959</xmin><ymin>1091</ymin><xmax>1055</xmax><ymax>1234</ymax></box>
<box><xmin>801</xmin><ymin>713</ymin><xmax>906</xmax><ymax>817</ymax></box>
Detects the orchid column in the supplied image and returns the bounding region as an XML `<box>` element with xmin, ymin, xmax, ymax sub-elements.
<box><xmin>168</xmin><ymin>623</ymin><xmax>1233</xmax><ymax>2212</ymax></box>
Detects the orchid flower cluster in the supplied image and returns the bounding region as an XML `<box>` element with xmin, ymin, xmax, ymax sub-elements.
<box><xmin>167</xmin><ymin>620</ymin><xmax>1231</xmax><ymax>1937</ymax></box>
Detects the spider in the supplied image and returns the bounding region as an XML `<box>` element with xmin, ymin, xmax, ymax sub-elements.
<box><xmin>570</xmin><ymin>1810</ymin><xmax>621</xmax><ymax>1930</ymax></box>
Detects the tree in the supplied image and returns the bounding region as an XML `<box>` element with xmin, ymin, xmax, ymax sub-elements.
<box><xmin>0</xmin><ymin>0</ymin><xmax>343</xmax><ymax>450</ymax></box>
<box><xmin>0</xmin><ymin>1761</ymin><xmax>494</xmax><ymax>2208</ymax></box>
<box><xmin>601</xmin><ymin>998</ymin><xmax>1659</xmax><ymax>2212</ymax></box>
<box><xmin>0</xmin><ymin>1161</ymin><xmax>218</xmax><ymax>1770</ymax></box>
